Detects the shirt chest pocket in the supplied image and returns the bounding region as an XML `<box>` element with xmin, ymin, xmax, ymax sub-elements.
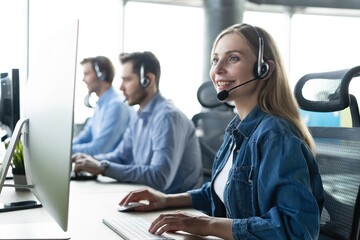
<box><xmin>227</xmin><ymin>165</ymin><xmax>254</xmax><ymax>217</ymax></box>
<box><xmin>232</xmin><ymin>165</ymin><xmax>253</xmax><ymax>184</ymax></box>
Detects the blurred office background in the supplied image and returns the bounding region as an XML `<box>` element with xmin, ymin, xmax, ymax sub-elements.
<box><xmin>1</xmin><ymin>0</ymin><xmax>359</xmax><ymax>128</ymax></box>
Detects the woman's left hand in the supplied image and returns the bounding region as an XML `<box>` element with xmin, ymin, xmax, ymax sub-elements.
<box><xmin>149</xmin><ymin>211</ymin><xmax>212</xmax><ymax>237</ymax></box>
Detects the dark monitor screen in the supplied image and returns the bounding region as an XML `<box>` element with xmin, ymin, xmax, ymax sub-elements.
<box><xmin>0</xmin><ymin>69</ymin><xmax>20</xmax><ymax>136</ymax></box>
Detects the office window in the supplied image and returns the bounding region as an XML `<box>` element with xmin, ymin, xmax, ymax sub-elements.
<box><xmin>124</xmin><ymin>2</ymin><xmax>204</xmax><ymax>118</ymax></box>
<box><xmin>290</xmin><ymin>14</ymin><xmax>360</xmax><ymax>82</ymax></box>
<box><xmin>243</xmin><ymin>11</ymin><xmax>290</xmax><ymax>74</ymax></box>
<box><xmin>291</xmin><ymin>14</ymin><xmax>360</xmax><ymax>127</ymax></box>
<box><xmin>0</xmin><ymin>0</ymin><xmax>27</xmax><ymax>95</ymax></box>
<box><xmin>28</xmin><ymin>0</ymin><xmax>124</xmax><ymax>124</ymax></box>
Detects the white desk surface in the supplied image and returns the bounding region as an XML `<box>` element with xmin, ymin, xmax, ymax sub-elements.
<box><xmin>0</xmin><ymin>176</ymin><xmax>220</xmax><ymax>240</ymax></box>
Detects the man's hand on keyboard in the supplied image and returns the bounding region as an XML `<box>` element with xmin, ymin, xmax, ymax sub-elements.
<box><xmin>72</xmin><ymin>153</ymin><xmax>102</xmax><ymax>176</ymax></box>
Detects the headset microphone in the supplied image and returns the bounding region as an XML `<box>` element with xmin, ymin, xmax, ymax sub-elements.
<box><xmin>217</xmin><ymin>76</ymin><xmax>259</xmax><ymax>101</ymax></box>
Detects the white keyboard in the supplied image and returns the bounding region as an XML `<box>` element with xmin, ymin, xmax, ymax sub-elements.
<box><xmin>102</xmin><ymin>216</ymin><xmax>175</xmax><ymax>240</ymax></box>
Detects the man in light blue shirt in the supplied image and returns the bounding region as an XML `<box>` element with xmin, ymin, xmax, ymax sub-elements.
<box><xmin>72</xmin><ymin>56</ymin><xmax>133</xmax><ymax>155</ymax></box>
<box><xmin>72</xmin><ymin>51</ymin><xmax>203</xmax><ymax>193</ymax></box>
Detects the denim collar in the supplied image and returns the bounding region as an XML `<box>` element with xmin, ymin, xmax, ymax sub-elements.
<box><xmin>226</xmin><ymin>106</ymin><xmax>267</xmax><ymax>139</ymax></box>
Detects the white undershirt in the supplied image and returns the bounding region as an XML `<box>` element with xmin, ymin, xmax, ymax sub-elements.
<box><xmin>214</xmin><ymin>144</ymin><xmax>235</xmax><ymax>203</ymax></box>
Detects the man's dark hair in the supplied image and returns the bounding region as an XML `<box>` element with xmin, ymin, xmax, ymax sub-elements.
<box><xmin>80</xmin><ymin>56</ymin><xmax>115</xmax><ymax>83</ymax></box>
<box><xmin>119</xmin><ymin>51</ymin><xmax>161</xmax><ymax>88</ymax></box>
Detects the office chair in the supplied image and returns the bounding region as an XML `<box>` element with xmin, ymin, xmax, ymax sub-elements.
<box><xmin>294</xmin><ymin>66</ymin><xmax>360</xmax><ymax>240</ymax></box>
<box><xmin>295</xmin><ymin>66</ymin><xmax>360</xmax><ymax>127</ymax></box>
<box><xmin>192</xmin><ymin>81</ymin><xmax>235</xmax><ymax>183</ymax></box>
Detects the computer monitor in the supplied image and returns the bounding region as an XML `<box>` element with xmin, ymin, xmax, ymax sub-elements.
<box><xmin>0</xmin><ymin>69</ymin><xmax>20</xmax><ymax>136</ymax></box>
<box><xmin>0</xmin><ymin>19</ymin><xmax>79</xmax><ymax>238</ymax></box>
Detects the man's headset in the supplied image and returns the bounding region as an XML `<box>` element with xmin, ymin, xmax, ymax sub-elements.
<box><xmin>93</xmin><ymin>60</ymin><xmax>106</xmax><ymax>81</ymax></box>
<box><xmin>139</xmin><ymin>63</ymin><xmax>150</xmax><ymax>88</ymax></box>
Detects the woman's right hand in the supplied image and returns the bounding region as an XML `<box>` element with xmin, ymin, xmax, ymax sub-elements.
<box><xmin>119</xmin><ymin>188</ymin><xmax>167</xmax><ymax>212</ymax></box>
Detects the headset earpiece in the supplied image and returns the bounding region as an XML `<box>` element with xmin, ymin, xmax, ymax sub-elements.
<box><xmin>93</xmin><ymin>61</ymin><xmax>106</xmax><ymax>81</ymax></box>
<box><xmin>253</xmin><ymin>61</ymin><xmax>270</xmax><ymax>79</ymax></box>
<box><xmin>139</xmin><ymin>64</ymin><xmax>150</xmax><ymax>88</ymax></box>
<box><xmin>252</xmin><ymin>27</ymin><xmax>270</xmax><ymax>79</ymax></box>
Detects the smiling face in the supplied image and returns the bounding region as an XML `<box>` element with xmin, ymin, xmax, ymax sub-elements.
<box><xmin>209</xmin><ymin>33</ymin><xmax>262</xmax><ymax>115</ymax></box>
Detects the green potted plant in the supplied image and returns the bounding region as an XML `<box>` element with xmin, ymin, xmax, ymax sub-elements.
<box><xmin>11</xmin><ymin>139</ymin><xmax>25</xmax><ymax>174</ymax></box>
<box><xmin>4</xmin><ymin>137</ymin><xmax>27</xmax><ymax>191</ymax></box>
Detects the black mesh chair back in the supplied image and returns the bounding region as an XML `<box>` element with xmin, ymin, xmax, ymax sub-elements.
<box><xmin>294</xmin><ymin>66</ymin><xmax>360</xmax><ymax>240</ymax></box>
<box><xmin>192</xmin><ymin>81</ymin><xmax>235</xmax><ymax>182</ymax></box>
<box><xmin>294</xmin><ymin>66</ymin><xmax>360</xmax><ymax>127</ymax></box>
<box><xmin>312</xmin><ymin>127</ymin><xmax>360</xmax><ymax>240</ymax></box>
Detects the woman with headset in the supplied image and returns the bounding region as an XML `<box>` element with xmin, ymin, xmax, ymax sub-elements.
<box><xmin>118</xmin><ymin>23</ymin><xmax>325</xmax><ymax>239</ymax></box>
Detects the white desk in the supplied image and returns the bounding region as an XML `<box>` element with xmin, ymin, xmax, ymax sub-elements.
<box><xmin>0</xmin><ymin>176</ymin><xmax>219</xmax><ymax>240</ymax></box>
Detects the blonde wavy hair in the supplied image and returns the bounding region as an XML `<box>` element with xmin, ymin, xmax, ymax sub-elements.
<box><xmin>212</xmin><ymin>23</ymin><xmax>316</xmax><ymax>153</ymax></box>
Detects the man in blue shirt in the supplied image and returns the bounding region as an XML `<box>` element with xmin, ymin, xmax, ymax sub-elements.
<box><xmin>72</xmin><ymin>51</ymin><xmax>203</xmax><ymax>193</ymax></box>
<box><xmin>72</xmin><ymin>56</ymin><xmax>133</xmax><ymax>155</ymax></box>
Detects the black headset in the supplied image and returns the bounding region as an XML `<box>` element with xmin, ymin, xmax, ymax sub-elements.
<box><xmin>93</xmin><ymin>60</ymin><xmax>106</xmax><ymax>81</ymax></box>
<box><xmin>139</xmin><ymin>63</ymin><xmax>150</xmax><ymax>88</ymax></box>
<box><xmin>251</xmin><ymin>26</ymin><xmax>270</xmax><ymax>79</ymax></box>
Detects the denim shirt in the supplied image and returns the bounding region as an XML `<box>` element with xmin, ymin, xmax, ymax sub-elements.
<box><xmin>189</xmin><ymin>106</ymin><xmax>325</xmax><ymax>239</ymax></box>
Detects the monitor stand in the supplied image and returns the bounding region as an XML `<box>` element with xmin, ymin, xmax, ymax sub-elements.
<box><xmin>0</xmin><ymin>118</ymin><xmax>34</xmax><ymax>196</ymax></box>
<box><xmin>0</xmin><ymin>118</ymin><xmax>70</xmax><ymax>240</ymax></box>
<box><xmin>0</xmin><ymin>118</ymin><xmax>30</xmax><ymax>192</ymax></box>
